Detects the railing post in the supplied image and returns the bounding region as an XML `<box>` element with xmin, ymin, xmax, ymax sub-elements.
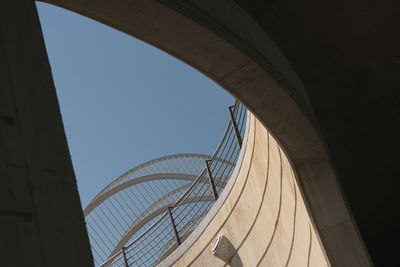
<box><xmin>121</xmin><ymin>247</ymin><xmax>129</xmax><ymax>267</ymax></box>
<box><xmin>229</xmin><ymin>105</ymin><xmax>242</xmax><ymax>148</ymax></box>
<box><xmin>167</xmin><ymin>207</ymin><xmax>181</xmax><ymax>245</ymax></box>
<box><xmin>205</xmin><ymin>160</ymin><xmax>218</xmax><ymax>200</ymax></box>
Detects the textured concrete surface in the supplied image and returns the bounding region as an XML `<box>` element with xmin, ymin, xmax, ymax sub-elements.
<box><xmin>0</xmin><ymin>0</ymin><xmax>93</xmax><ymax>266</ymax></box>
<box><xmin>1</xmin><ymin>0</ymin><xmax>397</xmax><ymax>265</ymax></box>
<box><xmin>39</xmin><ymin>0</ymin><xmax>371</xmax><ymax>264</ymax></box>
<box><xmin>162</xmin><ymin>115</ymin><xmax>333</xmax><ymax>267</ymax></box>
<box><xmin>232</xmin><ymin>1</ymin><xmax>400</xmax><ymax>264</ymax></box>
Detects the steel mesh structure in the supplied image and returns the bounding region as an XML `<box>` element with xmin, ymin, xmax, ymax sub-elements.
<box><xmin>84</xmin><ymin>101</ymin><xmax>247</xmax><ymax>266</ymax></box>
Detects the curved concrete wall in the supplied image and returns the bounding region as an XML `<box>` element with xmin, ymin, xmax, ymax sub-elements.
<box><xmin>1</xmin><ymin>0</ymin><xmax>379</xmax><ymax>265</ymax></box>
<box><xmin>162</xmin><ymin>115</ymin><xmax>329</xmax><ymax>267</ymax></box>
<box><xmin>37</xmin><ymin>1</ymin><xmax>371</xmax><ymax>264</ymax></box>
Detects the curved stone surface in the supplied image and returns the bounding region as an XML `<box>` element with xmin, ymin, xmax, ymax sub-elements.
<box><xmin>4</xmin><ymin>0</ymin><xmax>395</xmax><ymax>265</ymax></box>
<box><xmin>160</xmin><ymin>115</ymin><xmax>330</xmax><ymax>267</ymax></box>
<box><xmin>38</xmin><ymin>1</ymin><xmax>371</xmax><ymax>265</ymax></box>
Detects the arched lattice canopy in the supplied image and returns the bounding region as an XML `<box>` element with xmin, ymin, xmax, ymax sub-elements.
<box><xmin>84</xmin><ymin>154</ymin><xmax>219</xmax><ymax>265</ymax></box>
<box><xmin>85</xmin><ymin>102</ymin><xmax>246</xmax><ymax>266</ymax></box>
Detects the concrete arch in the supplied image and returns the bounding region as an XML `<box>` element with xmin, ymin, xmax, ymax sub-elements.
<box><xmin>37</xmin><ymin>0</ymin><xmax>371</xmax><ymax>265</ymax></box>
<box><xmin>2</xmin><ymin>0</ymin><xmax>399</xmax><ymax>265</ymax></box>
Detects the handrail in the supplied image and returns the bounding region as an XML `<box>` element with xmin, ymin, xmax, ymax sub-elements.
<box><xmin>98</xmin><ymin>101</ymin><xmax>247</xmax><ymax>267</ymax></box>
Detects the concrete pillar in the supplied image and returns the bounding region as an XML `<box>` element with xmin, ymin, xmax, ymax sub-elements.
<box><xmin>0</xmin><ymin>0</ymin><xmax>93</xmax><ymax>266</ymax></box>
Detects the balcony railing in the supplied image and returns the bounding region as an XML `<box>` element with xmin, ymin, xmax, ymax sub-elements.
<box><xmin>98</xmin><ymin>101</ymin><xmax>247</xmax><ymax>267</ymax></box>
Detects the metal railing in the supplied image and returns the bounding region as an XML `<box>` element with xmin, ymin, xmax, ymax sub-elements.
<box><xmin>98</xmin><ymin>101</ymin><xmax>247</xmax><ymax>267</ymax></box>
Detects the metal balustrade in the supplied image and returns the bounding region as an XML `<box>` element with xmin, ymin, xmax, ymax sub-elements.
<box><xmin>89</xmin><ymin>101</ymin><xmax>247</xmax><ymax>267</ymax></box>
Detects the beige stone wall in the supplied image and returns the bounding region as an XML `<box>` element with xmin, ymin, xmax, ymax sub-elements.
<box><xmin>171</xmin><ymin>116</ymin><xmax>329</xmax><ymax>267</ymax></box>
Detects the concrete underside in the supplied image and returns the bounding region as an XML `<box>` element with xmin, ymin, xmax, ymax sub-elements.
<box><xmin>0</xmin><ymin>0</ymin><xmax>398</xmax><ymax>266</ymax></box>
<box><xmin>232</xmin><ymin>2</ymin><xmax>400</xmax><ymax>265</ymax></box>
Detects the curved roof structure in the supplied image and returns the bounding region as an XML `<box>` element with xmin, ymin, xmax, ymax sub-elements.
<box><xmin>85</xmin><ymin>102</ymin><xmax>247</xmax><ymax>266</ymax></box>
<box><xmin>84</xmin><ymin>153</ymin><xmax>211</xmax><ymax>265</ymax></box>
<box><xmin>85</xmin><ymin>153</ymin><xmax>239</xmax><ymax>265</ymax></box>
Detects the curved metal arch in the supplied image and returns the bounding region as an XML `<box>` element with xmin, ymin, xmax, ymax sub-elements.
<box><xmin>118</xmin><ymin>174</ymin><xmax>231</xmax><ymax>234</ymax></box>
<box><xmin>85</xmin><ymin>153</ymin><xmax>235</xmax><ymax>216</ymax></box>
<box><xmin>95</xmin><ymin>153</ymin><xmax>235</xmax><ymax>197</ymax></box>
<box><xmin>95</xmin><ymin>153</ymin><xmax>210</xmax><ymax>195</ymax></box>
<box><xmin>105</xmin><ymin>173</ymin><xmax>232</xmax><ymax>257</ymax></box>
<box><xmin>84</xmin><ymin>153</ymin><xmax>217</xmax><ymax>263</ymax></box>
<box><xmin>86</xmin><ymin>102</ymin><xmax>246</xmax><ymax>266</ymax></box>
<box><xmin>83</xmin><ymin>173</ymin><xmax>197</xmax><ymax>216</ymax></box>
<box><xmin>109</xmin><ymin>193</ymin><xmax>214</xmax><ymax>257</ymax></box>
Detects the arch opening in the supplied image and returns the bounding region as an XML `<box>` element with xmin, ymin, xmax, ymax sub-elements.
<box><xmin>34</xmin><ymin>0</ymin><xmax>372</xmax><ymax>266</ymax></box>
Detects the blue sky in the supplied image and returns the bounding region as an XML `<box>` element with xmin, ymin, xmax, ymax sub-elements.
<box><xmin>36</xmin><ymin>3</ymin><xmax>234</xmax><ymax>207</ymax></box>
